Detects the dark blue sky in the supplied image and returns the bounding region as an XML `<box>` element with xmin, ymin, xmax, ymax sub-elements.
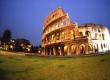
<box><xmin>0</xmin><ymin>0</ymin><xmax>110</xmax><ymax>46</ymax></box>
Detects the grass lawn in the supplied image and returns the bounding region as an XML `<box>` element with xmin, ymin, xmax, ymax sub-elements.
<box><xmin>0</xmin><ymin>53</ymin><xmax>110</xmax><ymax>80</ymax></box>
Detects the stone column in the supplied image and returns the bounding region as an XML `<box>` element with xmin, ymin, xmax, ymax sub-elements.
<box><xmin>54</xmin><ymin>33</ymin><xmax>56</xmax><ymax>42</ymax></box>
<box><xmin>49</xmin><ymin>47</ymin><xmax>52</xmax><ymax>55</ymax></box>
<box><xmin>60</xmin><ymin>46</ymin><xmax>63</xmax><ymax>56</ymax></box>
<box><xmin>85</xmin><ymin>43</ymin><xmax>89</xmax><ymax>54</ymax></box>
<box><xmin>67</xmin><ymin>44</ymin><xmax>71</xmax><ymax>55</ymax></box>
<box><xmin>53</xmin><ymin>47</ymin><xmax>56</xmax><ymax>56</ymax></box>
<box><xmin>67</xmin><ymin>28</ymin><xmax>70</xmax><ymax>39</ymax></box>
<box><xmin>60</xmin><ymin>32</ymin><xmax>62</xmax><ymax>42</ymax></box>
<box><xmin>76</xmin><ymin>43</ymin><xmax>79</xmax><ymax>55</ymax></box>
<box><xmin>45</xmin><ymin>48</ymin><xmax>47</xmax><ymax>55</ymax></box>
<box><xmin>43</xmin><ymin>47</ymin><xmax>45</xmax><ymax>55</ymax></box>
<box><xmin>46</xmin><ymin>48</ymin><xmax>48</xmax><ymax>55</ymax></box>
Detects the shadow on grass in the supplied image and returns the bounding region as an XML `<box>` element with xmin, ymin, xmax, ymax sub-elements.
<box><xmin>58</xmin><ymin>65</ymin><xmax>65</xmax><ymax>68</ymax></box>
<box><xmin>82</xmin><ymin>62</ymin><xmax>86</xmax><ymax>64</ymax></box>
<box><xmin>0</xmin><ymin>68</ymin><xmax>29</xmax><ymax>80</ymax></box>
<box><xmin>8</xmin><ymin>56</ymin><xmax>15</xmax><ymax>59</ymax></box>
<box><xmin>0</xmin><ymin>60</ymin><xmax>4</xmax><ymax>63</ymax></box>
<box><xmin>25</xmin><ymin>67</ymin><xmax>35</xmax><ymax>72</ymax></box>
<box><xmin>100</xmin><ymin>59</ymin><xmax>106</xmax><ymax>62</ymax></box>
<box><xmin>0</xmin><ymin>68</ymin><xmax>7</xmax><ymax>80</ymax></box>
<box><xmin>14</xmin><ymin>58</ymin><xmax>22</xmax><ymax>60</ymax></box>
<box><xmin>8</xmin><ymin>56</ymin><xmax>22</xmax><ymax>61</ymax></box>
<box><xmin>37</xmin><ymin>78</ymin><xmax>45</xmax><ymax>80</ymax></box>
<box><xmin>7</xmin><ymin>67</ymin><xmax>35</xmax><ymax>74</ymax></box>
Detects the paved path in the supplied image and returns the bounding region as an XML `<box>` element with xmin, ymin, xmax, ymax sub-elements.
<box><xmin>0</xmin><ymin>51</ymin><xmax>25</xmax><ymax>56</ymax></box>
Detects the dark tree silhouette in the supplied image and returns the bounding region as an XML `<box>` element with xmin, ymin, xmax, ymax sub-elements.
<box><xmin>30</xmin><ymin>46</ymin><xmax>38</xmax><ymax>53</ymax></box>
<box><xmin>1</xmin><ymin>29</ymin><xmax>11</xmax><ymax>45</ymax></box>
<box><xmin>38</xmin><ymin>45</ymin><xmax>42</xmax><ymax>48</ymax></box>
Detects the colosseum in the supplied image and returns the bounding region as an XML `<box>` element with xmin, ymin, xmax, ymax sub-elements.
<box><xmin>42</xmin><ymin>7</ymin><xmax>110</xmax><ymax>56</ymax></box>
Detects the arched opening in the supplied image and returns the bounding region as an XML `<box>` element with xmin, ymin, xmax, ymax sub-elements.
<box><xmin>46</xmin><ymin>37</ymin><xmax>48</xmax><ymax>44</ymax></box>
<box><xmin>88</xmin><ymin>44</ymin><xmax>93</xmax><ymax>53</ymax></box>
<box><xmin>58</xmin><ymin>47</ymin><xmax>61</xmax><ymax>55</ymax></box>
<box><xmin>47</xmin><ymin>48</ymin><xmax>50</xmax><ymax>55</ymax></box>
<box><xmin>85</xmin><ymin>31</ymin><xmax>91</xmax><ymax>37</ymax></box>
<box><xmin>70</xmin><ymin>30</ymin><xmax>75</xmax><ymax>39</ymax></box>
<box><xmin>80</xmin><ymin>32</ymin><xmax>83</xmax><ymax>37</ymax></box>
<box><xmin>52</xmin><ymin>35</ymin><xmax>55</xmax><ymax>41</ymax></box>
<box><xmin>51</xmin><ymin>47</ymin><xmax>54</xmax><ymax>55</ymax></box>
<box><xmin>102</xmin><ymin>34</ymin><xmax>105</xmax><ymax>40</ymax></box>
<box><xmin>98</xmin><ymin>29</ymin><xmax>100</xmax><ymax>32</ymax></box>
<box><xmin>64</xmin><ymin>45</ymin><xmax>68</xmax><ymax>55</ymax></box>
<box><xmin>80</xmin><ymin>44</ymin><xmax>85</xmax><ymax>54</ymax></box>
<box><xmin>63</xmin><ymin>20</ymin><xmax>66</xmax><ymax>26</ymax></box>
<box><xmin>99</xmin><ymin>34</ymin><xmax>101</xmax><ymax>40</ymax></box>
<box><xmin>95</xmin><ymin>33</ymin><xmax>98</xmax><ymax>39</ymax></box>
<box><xmin>58</xmin><ymin>22</ymin><xmax>60</xmax><ymax>27</ymax></box>
<box><xmin>101</xmin><ymin>44</ymin><xmax>103</xmax><ymax>51</ymax></box>
<box><xmin>55</xmin><ymin>23</ymin><xmax>58</xmax><ymax>28</ymax></box>
<box><xmin>71</xmin><ymin>45</ymin><xmax>76</xmax><ymax>54</ymax></box>
<box><xmin>44</xmin><ymin>48</ymin><xmax>46</xmax><ymax>55</ymax></box>
<box><xmin>94</xmin><ymin>44</ymin><xmax>98</xmax><ymax>53</ymax></box>
<box><xmin>56</xmin><ymin>46</ymin><xmax>61</xmax><ymax>56</ymax></box>
<box><xmin>56</xmin><ymin>33</ymin><xmax>60</xmax><ymax>40</ymax></box>
<box><xmin>61</xmin><ymin>32</ymin><xmax>65</xmax><ymax>39</ymax></box>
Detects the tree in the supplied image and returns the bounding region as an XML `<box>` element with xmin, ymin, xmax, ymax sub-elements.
<box><xmin>1</xmin><ymin>29</ymin><xmax>12</xmax><ymax>45</ymax></box>
<box><xmin>38</xmin><ymin>45</ymin><xmax>42</xmax><ymax>48</ymax></box>
<box><xmin>31</xmin><ymin>46</ymin><xmax>38</xmax><ymax>53</ymax></box>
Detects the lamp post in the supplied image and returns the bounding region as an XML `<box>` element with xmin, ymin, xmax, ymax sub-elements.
<box><xmin>10</xmin><ymin>45</ymin><xmax>13</xmax><ymax>51</ymax></box>
<box><xmin>10</xmin><ymin>39</ymin><xmax>15</xmax><ymax>51</ymax></box>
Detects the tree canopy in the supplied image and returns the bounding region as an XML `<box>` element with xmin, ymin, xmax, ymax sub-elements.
<box><xmin>1</xmin><ymin>29</ymin><xmax>12</xmax><ymax>45</ymax></box>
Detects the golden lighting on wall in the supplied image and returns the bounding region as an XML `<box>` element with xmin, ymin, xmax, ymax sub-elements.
<box><xmin>64</xmin><ymin>46</ymin><xmax>67</xmax><ymax>53</ymax></box>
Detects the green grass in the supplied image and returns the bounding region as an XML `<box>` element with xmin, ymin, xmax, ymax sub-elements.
<box><xmin>0</xmin><ymin>53</ymin><xmax>110</xmax><ymax>80</ymax></box>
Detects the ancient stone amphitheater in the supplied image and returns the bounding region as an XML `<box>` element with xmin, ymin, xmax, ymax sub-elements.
<box><xmin>42</xmin><ymin>8</ymin><xmax>110</xmax><ymax>56</ymax></box>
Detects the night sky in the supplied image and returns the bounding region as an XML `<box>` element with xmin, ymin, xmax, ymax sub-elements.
<box><xmin>0</xmin><ymin>0</ymin><xmax>110</xmax><ymax>46</ymax></box>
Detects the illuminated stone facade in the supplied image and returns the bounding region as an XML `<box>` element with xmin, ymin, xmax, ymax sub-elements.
<box><xmin>79</xmin><ymin>23</ymin><xmax>110</xmax><ymax>53</ymax></box>
<box><xmin>42</xmin><ymin>8</ymin><xmax>110</xmax><ymax>56</ymax></box>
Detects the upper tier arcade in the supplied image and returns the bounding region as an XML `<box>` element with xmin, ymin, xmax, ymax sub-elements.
<box><xmin>43</xmin><ymin>8</ymin><xmax>69</xmax><ymax>29</ymax></box>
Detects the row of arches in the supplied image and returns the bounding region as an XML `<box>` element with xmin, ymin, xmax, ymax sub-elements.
<box><xmin>44</xmin><ymin>44</ymin><xmax>93</xmax><ymax>56</ymax></box>
<box><xmin>43</xmin><ymin>19</ymin><xmax>67</xmax><ymax>36</ymax></box>
<box><xmin>80</xmin><ymin>31</ymin><xmax>105</xmax><ymax>40</ymax></box>
<box><xmin>80</xmin><ymin>31</ymin><xmax>91</xmax><ymax>37</ymax></box>
<box><xmin>44</xmin><ymin>29</ymin><xmax>75</xmax><ymax>44</ymax></box>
